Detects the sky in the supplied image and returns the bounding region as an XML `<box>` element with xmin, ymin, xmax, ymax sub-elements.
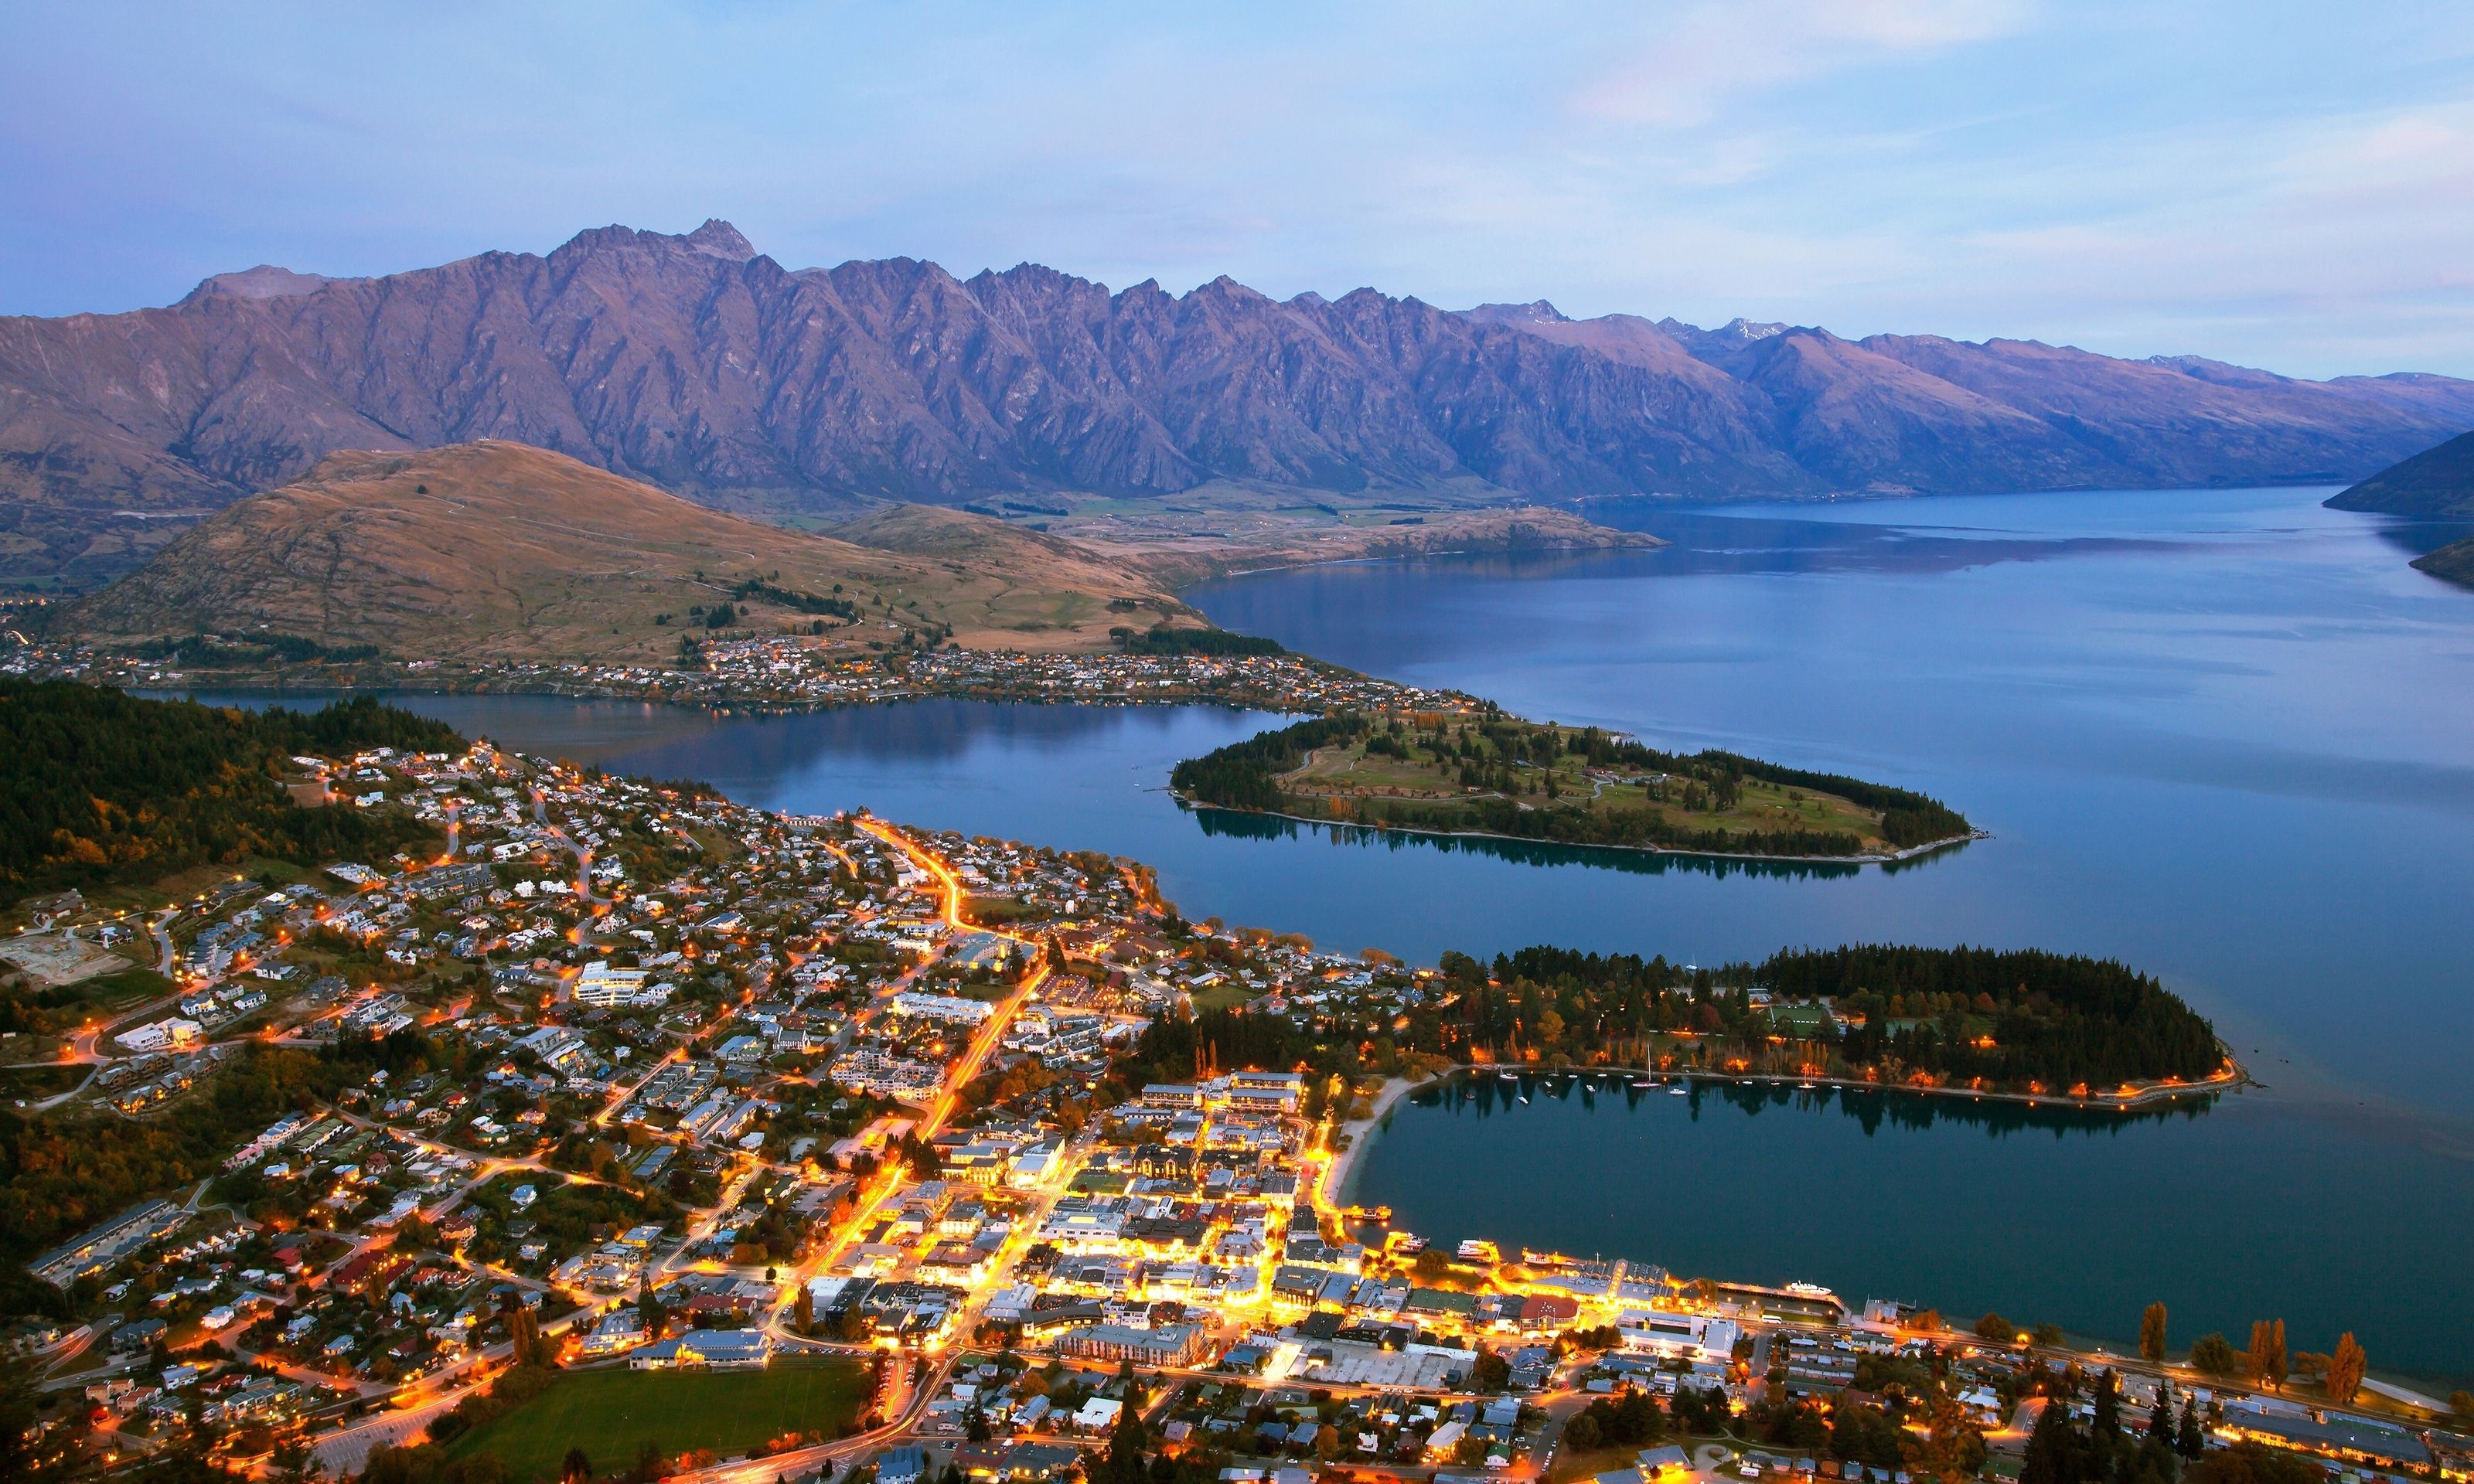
<box><xmin>5</xmin><ymin>1</ymin><xmax>2473</xmax><ymax>378</ymax></box>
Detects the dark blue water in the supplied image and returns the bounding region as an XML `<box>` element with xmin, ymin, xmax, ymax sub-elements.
<box><xmin>1355</xmin><ymin>1074</ymin><xmax>2474</xmax><ymax>1384</ymax></box>
<box><xmin>172</xmin><ymin>485</ymin><xmax>2474</xmax><ymax>1379</ymax></box>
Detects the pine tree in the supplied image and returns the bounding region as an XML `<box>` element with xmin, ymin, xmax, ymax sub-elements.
<box><xmin>2175</xmin><ymin>1399</ymin><xmax>2205</xmax><ymax>1460</ymax></box>
<box><xmin>2020</xmin><ymin>1397</ymin><xmax>2080</xmax><ymax>1484</ymax></box>
<box><xmin>2092</xmin><ymin>1370</ymin><xmax>2121</xmax><ymax>1442</ymax></box>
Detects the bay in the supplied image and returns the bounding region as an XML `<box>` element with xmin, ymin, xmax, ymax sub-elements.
<box><xmin>1351</xmin><ymin>1074</ymin><xmax>2474</xmax><ymax>1384</ymax></box>
<box><xmin>162</xmin><ymin>483</ymin><xmax>2474</xmax><ymax>1379</ymax></box>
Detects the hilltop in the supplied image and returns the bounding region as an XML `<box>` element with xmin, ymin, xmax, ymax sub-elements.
<box><xmin>7</xmin><ymin>219</ymin><xmax>2474</xmax><ymax>580</ymax></box>
<box><xmin>60</xmin><ymin>442</ymin><xmax>1191</xmax><ymax>662</ymax></box>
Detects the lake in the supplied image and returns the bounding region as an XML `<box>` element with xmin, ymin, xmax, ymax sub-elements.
<box><xmin>169</xmin><ymin>483</ymin><xmax>2474</xmax><ymax>1380</ymax></box>
<box><xmin>1350</xmin><ymin>1072</ymin><xmax>2474</xmax><ymax>1384</ymax></box>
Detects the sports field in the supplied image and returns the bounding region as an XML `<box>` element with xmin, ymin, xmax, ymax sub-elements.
<box><xmin>443</xmin><ymin>1360</ymin><xmax>868</xmax><ymax>1480</ymax></box>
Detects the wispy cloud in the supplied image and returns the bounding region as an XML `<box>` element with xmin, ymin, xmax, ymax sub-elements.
<box><xmin>2</xmin><ymin>0</ymin><xmax>2472</xmax><ymax>377</ymax></box>
<box><xmin>1569</xmin><ymin>0</ymin><xmax>2033</xmax><ymax>128</ymax></box>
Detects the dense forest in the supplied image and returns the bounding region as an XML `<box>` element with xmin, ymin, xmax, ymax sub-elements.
<box><xmin>1169</xmin><ymin>713</ymin><xmax>1971</xmax><ymax>856</ymax></box>
<box><xmin>0</xmin><ymin>682</ymin><xmax>461</xmax><ymax>907</ymax></box>
<box><xmin>1116</xmin><ymin>624</ymin><xmax>1287</xmax><ymax>658</ymax></box>
<box><xmin>1167</xmin><ymin>713</ymin><xmax>1364</xmax><ymax>811</ymax></box>
<box><xmin>1121</xmin><ymin>941</ymin><xmax>2220</xmax><ymax>1102</ymax></box>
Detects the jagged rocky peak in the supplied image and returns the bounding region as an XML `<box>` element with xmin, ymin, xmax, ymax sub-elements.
<box><xmin>1463</xmin><ymin>299</ymin><xmax>1571</xmax><ymax>326</ymax></box>
<box><xmin>177</xmin><ymin>264</ymin><xmax>357</xmax><ymax>306</ymax></box>
<box><xmin>683</xmin><ymin>219</ymin><xmax>758</xmax><ymax>260</ymax></box>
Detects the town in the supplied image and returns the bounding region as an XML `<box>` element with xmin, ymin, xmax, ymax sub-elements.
<box><xmin>4</xmin><ymin>736</ymin><xmax>2467</xmax><ymax>1484</ymax></box>
<box><xmin>0</xmin><ymin>629</ymin><xmax>1487</xmax><ymax>723</ymax></box>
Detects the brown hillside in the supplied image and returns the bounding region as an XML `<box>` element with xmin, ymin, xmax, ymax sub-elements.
<box><xmin>66</xmin><ymin>442</ymin><xmax>1182</xmax><ymax>661</ymax></box>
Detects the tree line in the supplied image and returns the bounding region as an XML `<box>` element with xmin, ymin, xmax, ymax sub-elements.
<box><xmin>1115</xmin><ymin>939</ymin><xmax>2217</xmax><ymax>1099</ymax></box>
<box><xmin>0</xmin><ymin>682</ymin><xmax>458</xmax><ymax>907</ymax></box>
<box><xmin>1116</xmin><ymin>624</ymin><xmax>1286</xmax><ymax>657</ymax></box>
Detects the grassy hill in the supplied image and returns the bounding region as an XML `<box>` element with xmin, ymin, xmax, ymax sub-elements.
<box><xmin>63</xmin><ymin>441</ymin><xmax>1190</xmax><ymax>662</ymax></box>
<box><xmin>2411</xmin><ymin>536</ymin><xmax>2474</xmax><ymax>590</ymax></box>
<box><xmin>2326</xmin><ymin>427</ymin><xmax>2474</xmax><ymax>517</ymax></box>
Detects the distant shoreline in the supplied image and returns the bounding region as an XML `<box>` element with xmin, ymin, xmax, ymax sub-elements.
<box><xmin>1175</xmin><ymin>791</ymin><xmax>1989</xmax><ymax>866</ymax></box>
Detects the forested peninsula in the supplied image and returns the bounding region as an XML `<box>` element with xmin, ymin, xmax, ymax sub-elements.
<box><xmin>1170</xmin><ymin>712</ymin><xmax>1975</xmax><ymax>861</ymax></box>
<box><xmin>1121</xmin><ymin>942</ymin><xmax>2232</xmax><ymax>1102</ymax></box>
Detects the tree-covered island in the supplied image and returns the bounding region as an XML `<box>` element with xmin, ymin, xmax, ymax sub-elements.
<box><xmin>1170</xmin><ymin>711</ymin><xmax>1976</xmax><ymax>860</ymax></box>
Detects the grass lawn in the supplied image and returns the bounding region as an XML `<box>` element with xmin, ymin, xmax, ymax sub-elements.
<box><xmin>1190</xmin><ymin>982</ymin><xmax>1259</xmax><ymax>1013</ymax></box>
<box><xmin>0</xmin><ymin>1064</ymin><xmax>90</xmax><ymax>1100</ymax></box>
<box><xmin>444</xmin><ymin>1360</ymin><xmax>870</xmax><ymax>1482</ymax></box>
<box><xmin>1548</xmin><ymin>1441</ymin><xmax>1649</xmax><ymax>1484</ymax></box>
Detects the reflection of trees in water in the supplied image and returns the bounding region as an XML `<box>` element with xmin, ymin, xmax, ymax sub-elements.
<box><xmin>1412</xmin><ymin>1070</ymin><xmax>2214</xmax><ymax>1139</ymax></box>
<box><xmin>365</xmin><ymin>695</ymin><xmax>1267</xmax><ymax>779</ymax></box>
<box><xmin>1188</xmin><ymin>804</ymin><xmax>1878</xmax><ymax>881</ymax></box>
<box><xmin>1570</xmin><ymin>503</ymin><xmax>2185</xmax><ymax>580</ymax></box>
<box><xmin>2367</xmin><ymin>518</ymin><xmax>2474</xmax><ymax>562</ymax></box>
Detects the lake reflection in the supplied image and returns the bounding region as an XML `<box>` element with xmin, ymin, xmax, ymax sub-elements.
<box><xmin>1356</xmin><ymin>1074</ymin><xmax>2474</xmax><ymax>1384</ymax></box>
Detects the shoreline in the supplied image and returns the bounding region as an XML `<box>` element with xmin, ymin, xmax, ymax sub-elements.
<box><xmin>1320</xmin><ymin>1074</ymin><xmax>1424</xmax><ymax>1211</ymax></box>
<box><xmin>1320</xmin><ymin>1058</ymin><xmax>2251</xmax><ymax>1213</ymax></box>
<box><xmin>1177</xmin><ymin>793</ymin><xmax>1988</xmax><ymax>867</ymax></box>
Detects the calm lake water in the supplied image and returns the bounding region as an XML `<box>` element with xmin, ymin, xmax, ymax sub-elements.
<box><xmin>1352</xmin><ymin>1073</ymin><xmax>2474</xmax><ymax>1384</ymax></box>
<box><xmin>173</xmin><ymin>484</ymin><xmax>2474</xmax><ymax>1380</ymax></box>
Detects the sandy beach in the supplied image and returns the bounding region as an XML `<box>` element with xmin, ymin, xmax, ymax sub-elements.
<box><xmin>1319</xmin><ymin>1074</ymin><xmax>1423</xmax><ymax>1211</ymax></box>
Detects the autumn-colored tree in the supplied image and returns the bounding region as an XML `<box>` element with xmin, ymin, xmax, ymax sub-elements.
<box><xmin>2140</xmin><ymin>1302</ymin><xmax>2169</xmax><ymax>1363</ymax></box>
<box><xmin>2246</xmin><ymin>1319</ymin><xmax>2287</xmax><ymax>1390</ymax></box>
<box><xmin>2326</xmin><ymin>1333</ymin><xmax>2367</xmax><ymax>1404</ymax></box>
<box><xmin>1901</xmin><ymin>1396</ymin><xmax>1987</xmax><ymax>1484</ymax></box>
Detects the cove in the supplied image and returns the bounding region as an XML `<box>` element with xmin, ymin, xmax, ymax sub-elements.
<box><xmin>1350</xmin><ymin>1074</ymin><xmax>2474</xmax><ymax>1385</ymax></box>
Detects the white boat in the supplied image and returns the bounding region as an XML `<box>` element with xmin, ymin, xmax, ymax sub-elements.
<box><xmin>1668</xmin><ymin>1084</ymin><xmax>1689</xmax><ymax>1096</ymax></box>
<box><xmin>1630</xmin><ymin>1080</ymin><xmax>1654</xmax><ymax>1089</ymax></box>
<box><xmin>1517</xmin><ymin>1094</ymin><xmax>1531</xmax><ymax>1104</ymax></box>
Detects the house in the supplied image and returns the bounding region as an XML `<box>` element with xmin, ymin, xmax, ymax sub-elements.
<box><xmin>876</xmin><ymin>1446</ymin><xmax>928</xmax><ymax>1484</ymax></box>
<box><xmin>1074</xmin><ymin>1397</ymin><xmax>1123</xmax><ymax>1432</ymax></box>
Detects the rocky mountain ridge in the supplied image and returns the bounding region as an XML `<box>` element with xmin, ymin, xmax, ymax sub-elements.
<box><xmin>7</xmin><ymin>219</ymin><xmax>2474</xmax><ymax>579</ymax></box>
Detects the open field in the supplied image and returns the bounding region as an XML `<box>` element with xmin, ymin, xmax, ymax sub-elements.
<box><xmin>1284</xmin><ymin>733</ymin><xmax>1889</xmax><ymax>844</ymax></box>
<box><xmin>442</xmin><ymin>1361</ymin><xmax>870</xmax><ymax>1481</ymax></box>
<box><xmin>1173</xmin><ymin>713</ymin><xmax>1976</xmax><ymax>860</ymax></box>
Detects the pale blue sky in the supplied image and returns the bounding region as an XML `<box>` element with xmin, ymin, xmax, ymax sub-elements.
<box><xmin>5</xmin><ymin>1</ymin><xmax>2472</xmax><ymax>376</ymax></box>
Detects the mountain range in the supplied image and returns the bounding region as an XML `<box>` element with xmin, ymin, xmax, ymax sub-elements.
<box><xmin>7</xmin><ymin>218</ymin><xmax>2474</xmax><ymax>581</ymax></box>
